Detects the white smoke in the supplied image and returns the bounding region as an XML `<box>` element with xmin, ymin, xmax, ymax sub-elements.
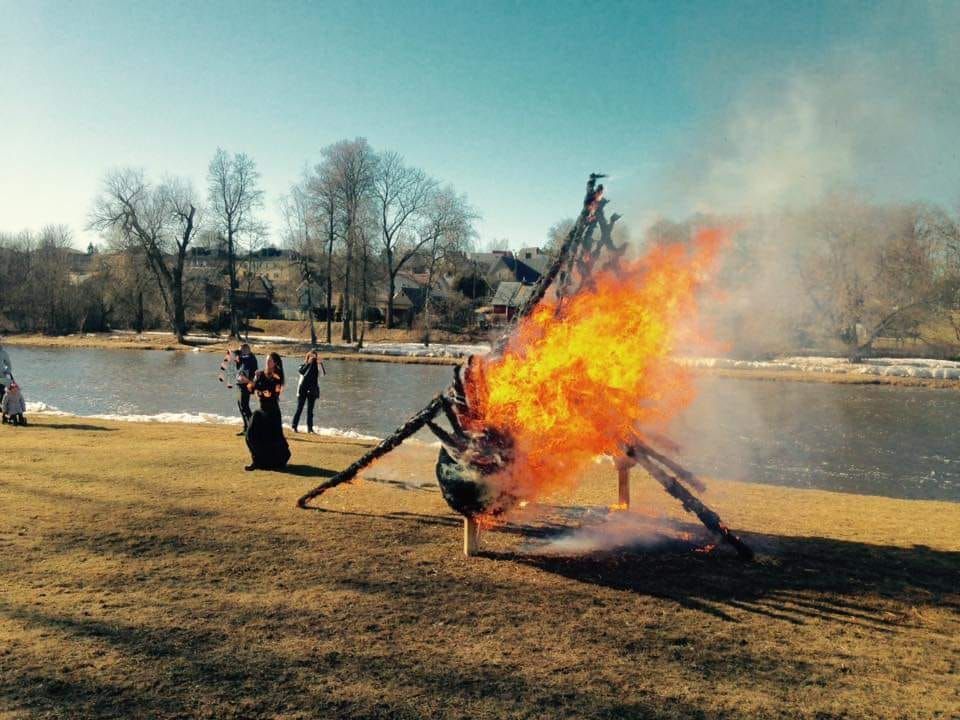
<box><xmin>674</xmin><ymin>4</ymin><xmax>959</xmax><ymax>215</ymax></box>
<box><xmin>527</xmin><ymin>508</ymin><xmax>714</xmax><ymax>556</ymax></box>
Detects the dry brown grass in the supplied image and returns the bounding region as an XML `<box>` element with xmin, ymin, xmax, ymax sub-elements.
<box><xmin>1</xmin><ymin>416</ymin><xmax>958</xmax><ymax>719</ymax></box>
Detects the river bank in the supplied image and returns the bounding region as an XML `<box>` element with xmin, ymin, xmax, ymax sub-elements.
<box><xmin>8</xmin><ymin>332</ymin><xmax>960</xmax><ymax>387</ymax></box>
<box><xmin>1</xmin><ymin>416</ymin><xmax>957</xmax><ymax>719</ymax></box>
<box><xmin>1</xmin><ymin>331</ymin><xmax>471</xmax><ymax>366</ymax></box>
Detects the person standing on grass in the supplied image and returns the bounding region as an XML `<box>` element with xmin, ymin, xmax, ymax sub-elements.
<box><xmin>234</xmin><ymin>343</ymin><xmax>258</xmax><ymax>436</ymax></box>
<box><xmin>292</xmin><ymin>350</ymin><xmax>325</xmax><ymax>434</ymax></box>
<box><xmin>244</xmin><ymin>352</ymin><xmax>290</xmax><ymax>471</ymax></box>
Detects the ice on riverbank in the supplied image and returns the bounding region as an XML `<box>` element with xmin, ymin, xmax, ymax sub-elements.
<box><xmin>682</xmin><ymin>355</ymin><xmax>960</xmax><ymax>380</ymax></box>
<box><xmin>24</xmin><ymin>401</ymin><xmax>380</xmax><ymax>440</ymax></box>
<box><xmin>346</xmin><ymin>342</ymin><xmax>490</xmax><ymax>359</ymax></box>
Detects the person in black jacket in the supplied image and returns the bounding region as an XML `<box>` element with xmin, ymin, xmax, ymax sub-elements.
<box><xmin>292</xmin><ymin>350</ymin><xmax>324</xmax><ymax>433</ymax></box>
<box><xmin>235</xmin><ymin>343</ymin><xmax>258</xmax><ymax>435</ymax></box>
<box><xmin>244</xmin><ymin>352</ymin><xmax>291</xmax><ymax>471</ymax></box>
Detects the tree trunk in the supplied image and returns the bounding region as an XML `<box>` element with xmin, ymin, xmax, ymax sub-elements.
<box><xmin>173</xmin><ymin>273</ymin><xmax>186</xmax><ymax>343</ymax></box>
<box><xmin>423</xmin><ymin>275</ymin><xmax>434</xmax><ymax>347</ymax></box>
<box><xmin>226</xmin><ymin>229</ymin><xmax>239</xmax><ymax>339</ymax></box>
<box><xmin>386</xmin><ymin>250</ymin><xmax>396</xmax><ymax>328</ymax></box>
<box><xmin>341</xmin><ymin>226</ymin><xmax>353</xmax><ymax>343</ymax></box>
<box><xmin>325</xmin><ymin>220</ymin><xmax>334</xmax><ymax>344</ymax></box>
<box><xmin>306</xmin><ymin>282</ymin><xmax>317</xmax><ymax>346</ymax></box>
<box><xmin>423</xmin><ymin>240</ymin><xmax>438</xmax><ymax>347</ymax></box>
<box><xmin>387</xmin><ymin>276</ymin><xmax>396</xmax><ymax>329</ymax></box>
<box><xmin>135</xmin><ymin>289</ymin><xmax>144</xmax><ymax>333</ymax></box>
<box><xmin>358</xmin><ymin>249</ymin><xmax>369</xmax><ymax>350</ymax></box>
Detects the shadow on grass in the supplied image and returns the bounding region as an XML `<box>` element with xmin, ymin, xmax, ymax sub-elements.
<box><xmin>307</xmin><ymin>507</ymin><xmax>569</xmax><ymax>538</ymax></box>
<box><xmin>0</xmin><ymin>601</ymin><xmax>714</xmax><ymax>720</ymax></box>
<box><xmin>482</xmin><ymin>529</ymin><xmax>960</xmax><ymax>627</ymax></box>
<box><xmin>305</xmin><ymin>504</ymin><xmax>959</xmax><ymax>627</ymax></box>
<box><xmin>25</xmin><ymin>422</ymin><xmax>116</xmax><ymax>432</ymax></box>
<box><xmin>276</xmin><ymin>463</ymin><xmax>338</xmax><ymax>478</ymax></box>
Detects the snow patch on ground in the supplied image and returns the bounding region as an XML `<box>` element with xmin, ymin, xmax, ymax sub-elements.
<box><xmin>350</xmin><ymin>342</ymin><xmax>490</xmax><ymax>359</ymax></box>
<box><xmin>682</xmin><ymin>356</ymin><xmax>960</xmax><ymax>380</ymax></box>
<box><xmin>23</xmin><ymin>401</ymin><xmax>381</xmax><ymax>440</ymax></box>
<box><xmin>25</xmin><ymin>401</ymin><xmax>71</xmax><ymax>416</ymax></box>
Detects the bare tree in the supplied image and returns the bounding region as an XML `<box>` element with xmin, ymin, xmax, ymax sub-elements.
<box><xmin>353</xmin><ymin>202</ymin><xmax>379</xmax><ymax>349</ymax></box>
<box><xmin>90</xmin><ymin>170</ymin><xmax>201</xmax><ymax>342</ymax></box>
<box><xmin>164</xmin><ymin>178</ymin><xmax>203</xmax><ymax>340</ymax></box>
<box><xmin>110</xmin><ymin>247</ymin><xmax>158</xmax><ymax>332</ymax></box>
<box><xmin>306</xmin><ymin>166</ymin><xmax>340</xmax><ymax>344</ymax></box>
<box><xmin>372</xmin><ymin>151</ymin><xmax>438</xmax><ymax>327</ymax></box>
<box><xmin>319</xmin><ymin>139</ymin><xmax>375</xmax><ymax>343</ymax></box>
<box><xmin>546</xmin><ymin>218</ymin><xmax>576</xmax><ymax>253</ymax></box>
<box><xmin>33</xmin><ymin>226</ymin><xmax>76</xmax><ymax>332</ymax></box>
<box><xmin>794</xmin><ymin>197</ymin><xmax>958</xmax><ymax>359</ymax></box>
<box><xmin>281</xmin><ymin>180</ymin><xmax>320</xmax><ymax>346</ymax></box>
<box><xmin>207</xmin><ymin>149</ymin><xmax>264</xmax><ymax>338</ymax></box>
<box><xmin>419</xmin><ymin>187</ymin><xmax>478</xmax><ymax>346</ymax></box>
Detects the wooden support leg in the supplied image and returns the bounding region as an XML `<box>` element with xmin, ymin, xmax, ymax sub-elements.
<box><xmin>463</xmin><ymin>516</ymin><xmax>480</xmax><ymax>556</ymax></box>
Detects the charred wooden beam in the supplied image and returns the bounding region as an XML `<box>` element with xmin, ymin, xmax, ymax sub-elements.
<box><xmin>639</xmin><ymin>429</ymin><xmax>681</xmax><ymax>455</ymax></box>
<box><xmin>627</xmin><ymin>447</ymin><xmax>754</xmax><ymax>560</ymax></box>
<box><xmin>450</xmin><ymin>365</ymin><xmax>471</xmax><ymax>414</ymax></box>
<box><xmin>629</xmin><ymin>438</ymin><xmax>707</xmax><ymax>493</ymax></box>
<box><xmin>440</xmin><ymin>394</ymin><xmax>468</xmax><ymax>437</ymax></box>
<box><xmin>297</xmin><ymin>395</ymin><xmax>444</xmax><ymax>508</ymax></box>
<box><xmin>494</xmin><ymin>173</ymin><xmax>604</xmax><ymax>352</ymax></box>
<box><xmin>425</xmin><ymin>419</ymin><xmax>468</xmax><ymax>453</ymax></box>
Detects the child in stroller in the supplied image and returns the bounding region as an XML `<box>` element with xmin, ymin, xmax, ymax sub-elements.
<box><xmin>1</xmin><ymin>382</ymin><xmax>27</xmax><ymax>426</ymax></box>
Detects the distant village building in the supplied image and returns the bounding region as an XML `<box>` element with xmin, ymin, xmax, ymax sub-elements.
<box><xmin>371</xmin><ymin>271</ymin><xmax>453</xmax><ymax>326</ymax></box>
<box><xmin>464</xmin><ymin>246</ymin><xmax>552</xmax><ymax>325</ymax></box>
<box><xmin>489</xmin><ymin>281</ymin><xmax>535</xmax><ymax>322</ymax></box>
<box><xmin>203</xmin><ymin>275</ymin><xmax>275</xmax><ymax>321</ymax></box>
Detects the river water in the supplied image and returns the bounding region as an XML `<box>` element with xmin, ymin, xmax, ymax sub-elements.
<box><xmin>5</xmin><ymin>346</ymin><xmax>959</xmax><ymax>502</ymax></box>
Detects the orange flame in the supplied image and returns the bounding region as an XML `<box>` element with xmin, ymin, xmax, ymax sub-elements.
<box><xmin>466</xmin><ymin>228</ymin><xmax>728</xmax><ymax>505</ymax></box>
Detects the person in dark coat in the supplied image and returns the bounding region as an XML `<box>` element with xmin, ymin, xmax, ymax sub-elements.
<box><xmin>291</xmin><ymin>350</ymin><xmax>324</xmax><ymax>433</ymax></box>
<box><xmin>244</xmin><ymin>352</ymin><xmax>291</xmax><ymax>471</ymax></box>
<box><xmin>235</xmin><ymin>343</ymin><xmax>258</xmax><ymax>436</ymax></box>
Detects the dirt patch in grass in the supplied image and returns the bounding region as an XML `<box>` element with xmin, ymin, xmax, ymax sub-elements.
<box><xmin>0</xmin><ymin>417</ymin><xmax>958</xmax><ymax>719</ymax></box>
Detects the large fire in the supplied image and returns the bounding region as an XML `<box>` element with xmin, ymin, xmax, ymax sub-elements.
<box><xmin>464</xmin><ymin>228</ymin><xmax>728</xmax><ymax>506</ymax></box>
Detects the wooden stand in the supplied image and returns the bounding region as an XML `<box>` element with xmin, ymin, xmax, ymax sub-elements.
<box><xmin>463</xmin><ymin>516</ymin><xmax>480</xmax><ymax>556</ymax></box>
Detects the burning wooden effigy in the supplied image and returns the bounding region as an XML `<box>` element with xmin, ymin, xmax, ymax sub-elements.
<box><xmin>298</xmin><ymin>175</ymin><xmax>753</xmax><ymax>560</ymax></box>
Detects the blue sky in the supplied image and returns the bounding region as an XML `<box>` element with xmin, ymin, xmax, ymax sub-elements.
<box><xmin>1</xmin><ymin>0</ymin><xmax>956</xmax><ymax>249</ymax></box>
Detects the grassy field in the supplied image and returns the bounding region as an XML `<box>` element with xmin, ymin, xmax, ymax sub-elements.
<box><xmin>0</xmin><ymin>417</ymin><xmax>958</xmax><ymax>719</ymax></box>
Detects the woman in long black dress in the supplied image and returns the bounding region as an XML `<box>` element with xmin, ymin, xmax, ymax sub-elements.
<box><xmin>244</xmin><ymin>352</ymin><xmax>291</xmax><ymax>471</ymax></box>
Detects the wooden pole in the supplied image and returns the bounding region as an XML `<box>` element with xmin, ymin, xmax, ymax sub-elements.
<box><xmin>463</xmin><ymin>516</ymin><xmax>480</xmax><ymax>556</ymax></box>
<box><xmin>297</xmin><ymin>395</ymin><xmax>443</xmax><ymax>508</ymax></box>
<box><xmin>617</xmin><ymin>464</ymin><xmax>630</xmax><ymax>508</ymax></box>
